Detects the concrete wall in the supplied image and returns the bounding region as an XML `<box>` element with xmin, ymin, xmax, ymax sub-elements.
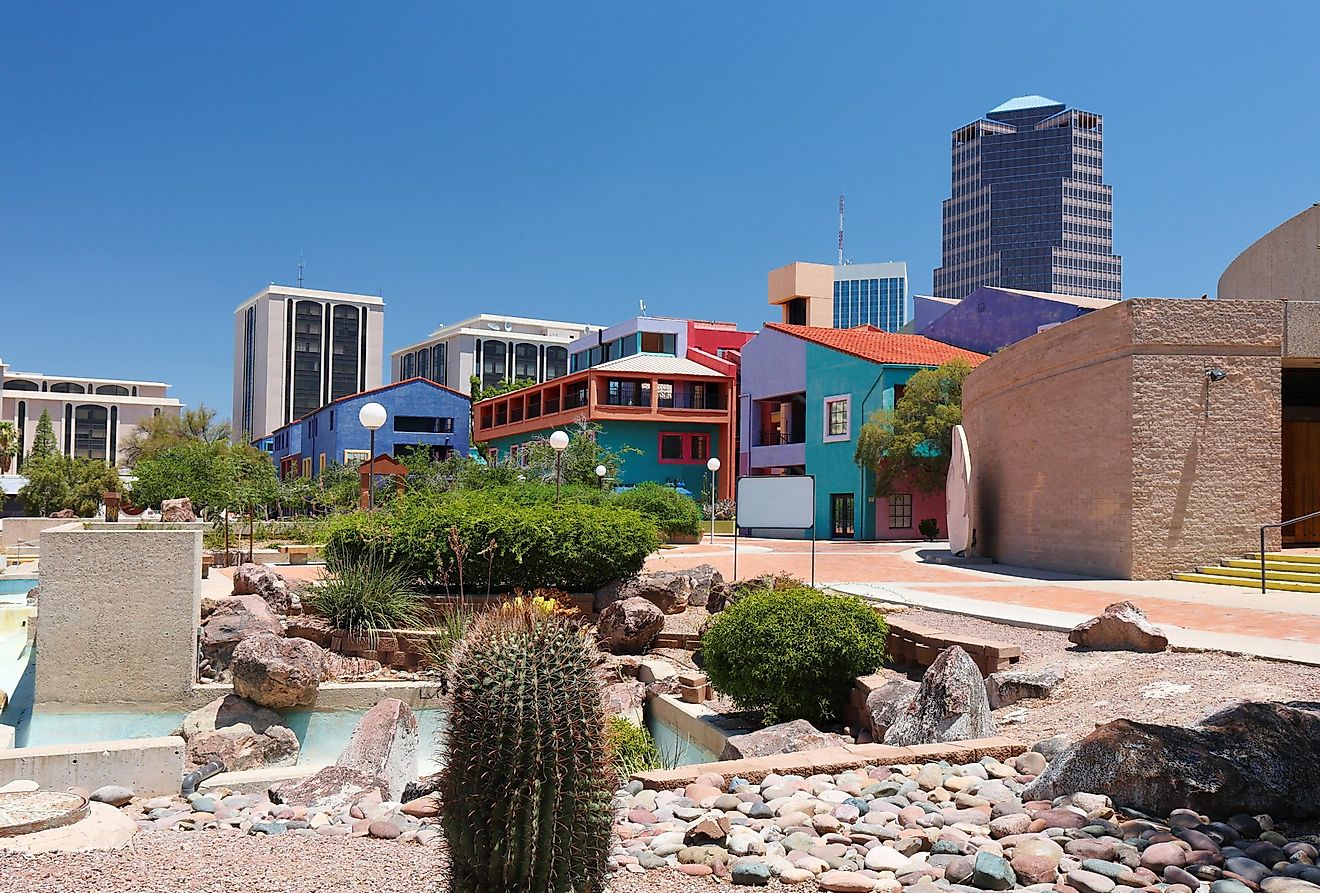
<box><xmin>0</xmin><ymin>736</ymin><xmax>184</xmax><ymax>796</ymax></box>
<box><xmin>1</xmin><ymin>517</ymin><xmax>67</xmax><ymax>550</ymax></box>
<box><xmin>35</xmin><ymin>522</ymin><xmax>202</xmax><ymax>709</ymax></box>
<box><xmin>1219</xmin><ymin>205</ymin><xmax>1320</xmax><ymax>302</ymax></box>
<box><xmin>963</xmin><ymin>299</ymin><xmax>1283</xmax><ymax>579</ymax></box>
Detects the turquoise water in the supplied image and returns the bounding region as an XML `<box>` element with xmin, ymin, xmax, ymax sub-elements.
<box><xmin>0</xmin><ymin>578</ymin><xmax>37</xmax><ymax>600</ymax></box>
<box><xmin>646</xmin><ymin>708</ymin><xmax>719</xmax><ymax>766</ymax></box>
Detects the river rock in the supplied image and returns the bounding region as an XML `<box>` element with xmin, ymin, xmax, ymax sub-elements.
<box><xmin>883</xmin><ymin>646</ymin><xmax>996</xmax><ymax>746</ymax></box>
<box><xmin>596</xmin><ymin>597</ymin><xmax>665</xmax><ymax>654</ymax></box>
<box><xmin>986</xmin><ymin>667</ymin><xmax>1064</xmax><ymax>709</ymax></box>
<box><xmin>1068</xmin><ymin>601</ymin><xmax>1168</xmax><ymax>652</ymax></box>
<box><xmin>174</xmin><ymin>694</ymin><xmax>300</xmax><ymax>771</ymax></box>
<box><xmin>232</xmin><ymin>632</ymin><xmax>323</xmax><ymax>708</ymax></box>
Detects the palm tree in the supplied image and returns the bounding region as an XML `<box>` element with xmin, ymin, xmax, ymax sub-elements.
<box><xmin>0</xmin><ymin>421</ymin><xmax>17</xmax><ymax>474</ymax></box>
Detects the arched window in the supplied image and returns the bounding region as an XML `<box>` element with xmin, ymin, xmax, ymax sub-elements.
<box><xmin>96</xmin><ymin>384</ymin><xmax>130</xmax><ymax>396</ymax></box>
<box><xmin>416</xmin><ymin>349</ymin><xmax>430</xmax><ymax>381</ymax></box>
<box><xmin>545</xmin><ymin>346</ymin><xmax>569</xmax><ymax>380</ymax></box>
<box><xmin>402</xmin><ymin>353</ymin><xmax>416</xmax><ymax>380</ymax></box>
<box><xmin>481</xmin><ymin>340</ymin><xmax>507</xmax><ymax>388</ymax></box>
<box><xmin>74</xmin><ymin>405</ymin><xmax>108</xmax><ymax>459</ymax></box>
<box><xmin>431</xmin><ymin>344</ymin><xmax>445</xmax><ymax>384</ymax></box>
<box><xmin>514</xmin><ymin>343</ymin><xmax>538</xmax><ymax>380</ymax></box>
<box><xmin>2</xmin><ymin>379</ymin><xmax>37</xmax><ymax>391</ymax></box>
<box><xmin>50</xmin><ymin>382</ymin><xmax>86</xmax><ymax>393</ymax></box>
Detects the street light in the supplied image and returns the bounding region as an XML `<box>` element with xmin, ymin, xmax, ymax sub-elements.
<box><xmin>706</xmin><ymin>456</ymin><xmax>721</xmax><ymax>543</ymax></box>
<box><xmin>549</xmin><ymin>430</ymin><xmax>570</xmax><ymax>503</ymax></box>
<box><xmin>595</xmin><ymin>463</ymin><xmax>607</xmax><ymax>491</ymax></box>
<box><xmin>359</xmin><ymin>402</ymin><xmax>387</xmax><ymax>510</ymax></box>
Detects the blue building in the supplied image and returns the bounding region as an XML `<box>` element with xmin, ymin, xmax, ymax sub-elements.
<box><xmin>933</xmin><ymin>96</ymin><xmax>1122</xmax><ymax>302</ymax></box>
<box><xmin>917</xmin><ymin>285</ymin><xmax>1113</xmax><ymax>356</ymax></box>
<box><xmin>833</xmin><ymin>262</ymin><xmax>909</xmax><ymax>331</ymax></box>
<box><xmin>262</xmin><ymin>378</ymin><xmax>471</xmax><ymax>479</ymax></box>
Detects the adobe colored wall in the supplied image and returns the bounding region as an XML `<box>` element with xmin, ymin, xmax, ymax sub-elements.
<box><xmin>963</xmin><ymin>299</ymin><xmax>1283</xmax><ymax>579</ymax></box>
<box><xmin>1218</xmin><ymin>205</ymin><xmax>1320</xmax><ymax>302</ymax></box>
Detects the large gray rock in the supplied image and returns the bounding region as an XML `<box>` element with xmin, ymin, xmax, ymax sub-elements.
<box><xmin>986</xmin><ymin>667</ymin><xmax>1064</xmax><ymax>709</ymax></box>
<box><xmin>174</xmin><ymin>694</ymin><xmax>299</xmax><ymax>771</ymax></box>
<box><xmin>719</xmin><ymin>719</ymin><xmax>846</xmax><ymax>761</ymax></box>
<box><xmin>161</xmin><ymin>497</ymin><xmax>197</xmax><ymax>522</ymax></box>
<box><xmin>1068</xmin><ymin>601</ymin><xmax>1168</xmax><ymax>652</ymax></box>
<box><xmin>681</xmin><ymin>564</ymin><xmax>727</xmax><ymax>608</ymax></box>
<box><xmin>270</xmin><ymin>697</ymin><xmax>418</xmax><ymax>808</ymax></box>
<box><xmin>199</xmin><ymin>595</ymin><xmax>284</xmax><ymax>670</ymax></box>
<box><xmin>883</xmin><ymin>646</ymin><xmax>997</xmax><ymax>746</ymax></box>
<box><xmin>232</xmin><ymin>563</ymin><xmax>291</xmax><ymax>615</ymax></box>
<box><xmin>595</xmin><ymin>570</ymin><xmax>697</xmax><ymax>615</ymax></box>
<box><xmin>597</xmin><ymin>596</ymin><xmax>665</xmax><ymax>654</ymax></box>
<box><xmin>1023</xmin><ymin>701</ymin><xmax>1320</xmax><ymax>819</ymax></box>
<box><xmin>865</xmin><ymin>679</ymin><xmax>920</xmax><ymax>739</ymax></box>
<box><xmin>232</xmin><ymin>632</ymin><xmax>323</xmax><ymax>708</ymax></box>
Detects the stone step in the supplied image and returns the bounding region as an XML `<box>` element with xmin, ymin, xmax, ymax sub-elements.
<box><xmin>1199</xmin><ymin>564</ymin><xmax>1320</xmax><ymax>584</ymax></box>
<box><xmin>1172</xmin><ymin>571</ymin><xmax>1320</xmax><ymax>592</ymax></box>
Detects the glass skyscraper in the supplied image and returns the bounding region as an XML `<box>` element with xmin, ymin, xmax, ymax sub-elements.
<box><xmin>933</xmin><ymin>96</ymin><xmax>1121</xmax><ymax>301</ymax></box>
<box><xmin>833</xmin><ymin>262</ymin><xmax>909</xmax><ymax>331</ymax></box>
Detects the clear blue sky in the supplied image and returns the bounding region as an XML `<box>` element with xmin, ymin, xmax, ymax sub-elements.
<box><xmin>3</xmin><ymin>3</ymin><xmax>1318</xmax><ymax>414</ymax></box>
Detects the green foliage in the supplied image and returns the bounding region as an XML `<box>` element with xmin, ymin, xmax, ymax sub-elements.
<box><xmin>28</xmin><ymin>410</ymin><xmax>57</xmax><ymax>461</ymax></box>
<box><xmin>18</xmin><ymin>455</ymin><xmax>121</xmax><ymax>517</ymax></box>
<box><xmin>609</xmin><ymin>482</ymin><xmax>702</xmax><ymax>539</ymax></box>
<box><xmin>0</xmin><ymin>421</ymin><xmax>18</xmax><ymax>472</ymax></box>
<box><xmin>701</xmin><ymin>585</ymin><xmax>889</xmax><ymax>725</ymax></box>
<box><xmin>517</xmin><ymin>420</ymin><xmax>640</xmax><ymax>488</ymax></box>
<box><xmin>471</xmin><ymin>376</ymin><xmax>536</xmax><ymax>402</ymax></box>
<box><xmin>442</xmin><ymin>601</ymin><xmax>613</xmax><ymax>893</ymax></box>
<box><xmin>129</xmin><ymin>439</ymin><xmax>278</xmax><ymax>516</ymax></box>
<box><xmin>324</xmin><ymin>491</ymin><xmax>659</xmax><ymax>593</ymax></box>
<box><xmin>120</xmin><ymin>404</ymin><xmax>232</xmax><ymax>466</ymax></box>
<box><xmin>303</xmin><ymin>549</ymin><xmax>425</xmax><ymax>640</ymax></box>
<box><xmin>421</xmin><ymin>602</ymin><xmax>477</xmax><ymax>673</ymax></box>
<box><xmin>918</xmin><ymin>518</ymin><xmax>939</xmax><ymax>541</ymax></box>
<box><xmin>854</xmin><ymin>359</ymin><xmax>973</xmax><ymax>496</ymax></box>
<box><xmin>605</xmin><ymin>716</ymin><xmax>663</xmax><ymax>778</ymax></box>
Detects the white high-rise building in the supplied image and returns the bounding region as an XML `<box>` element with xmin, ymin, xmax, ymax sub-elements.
<box><xmin>233</xmin><ymin>285</ymin><xmax>385</xmax><ymax>440</ymax></box>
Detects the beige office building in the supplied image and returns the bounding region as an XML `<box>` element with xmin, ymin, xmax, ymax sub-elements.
<box><xmin>233</xmin><ymin>285</ymin><xmax>385</xmax><ymax>440</ymax></box>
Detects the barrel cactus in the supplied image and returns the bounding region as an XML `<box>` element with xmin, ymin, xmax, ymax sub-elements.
<box><xmin>442</xmin><ymin>598</ymin><xmax>613</xmax><ymax>893</ymax></box>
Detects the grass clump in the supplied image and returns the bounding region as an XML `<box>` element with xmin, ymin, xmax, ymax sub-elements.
<box><xmin>303</xmin><ymin>550</ymin><xmax>424</xmax><ymax>642</ymax></box>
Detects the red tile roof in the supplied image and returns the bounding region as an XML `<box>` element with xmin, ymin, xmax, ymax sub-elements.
<box><xmin>764</xmin><ymin>323</ymin><xmax>987</xmax><ymax>367</ymax></box>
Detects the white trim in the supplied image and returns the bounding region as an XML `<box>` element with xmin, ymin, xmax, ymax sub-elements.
<box><xmin>822</xmin><ymin>393</ymin><xmax>852</xmax><ymax>443</ymax></box>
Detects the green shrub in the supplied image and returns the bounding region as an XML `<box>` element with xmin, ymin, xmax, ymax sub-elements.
<box><xmin>608</xmin><ymin>482</ymin><xmax>703</xmax><ymax>539</ymax></box>
<box><xmin>443</xmin><ymin>600</ymin><xmax>613</xmax><ymax>892</ymax></box>
<box><xmin>605</xmin><ymin>716</ymin><xmax>663</xmax><ymax>778</ymax></box>
<box><xmin>701</xmin><ymin>585</ymin><xmax>888</xmax><ymax>725</ymax></box>
<box><xmin>324</xmin><ymin>491</ymin><xmax>659</xmax><ymax>592</ymax></box>
<box><xmin>303</xmin><ymin>550</ymin><xmax>424</xmax><ymax>640</ymax></box>
<box><xmin>918</xmin><ymin>518</ymin><xmax>939</xmax><ymax>541</ymax></box>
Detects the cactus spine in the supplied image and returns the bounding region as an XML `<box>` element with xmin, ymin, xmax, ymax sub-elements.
<box><xmin>442</xmin><ymin>600</ymin><xmax>613</xmax><ymax>893</ymax></box>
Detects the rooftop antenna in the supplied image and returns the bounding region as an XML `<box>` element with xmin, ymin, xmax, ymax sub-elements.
<box><xmin>639</xmin><ymin>298</ymin><xmax>647</xmax><ymax>315</ymax></box>
<box><xmin>297</xmin><ymin>251</ymin><xmax>305</xmax><ymax>288</ymax></box>
<box><xmin>837</xmin><ymin>193</ymin><xmax>845</xmax><ymax>265</ymax></box>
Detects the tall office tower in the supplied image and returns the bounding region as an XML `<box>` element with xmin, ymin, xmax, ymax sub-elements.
<box><xmin>233</xmin><ymin>285</ymin><xmax>385</xmax><ymax>440</ymax></box>
<box><xmin>833</xmin><ymin>262</ymin><xmax>909</xmax><ymax>330</ymax></box>
<box><xmin>933</xmin><ymin>96</ymin><xmax>1122</xmax><ymax>301</ymax></box>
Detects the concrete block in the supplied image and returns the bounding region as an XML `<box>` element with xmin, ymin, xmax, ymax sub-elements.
<box><xmin>0</xmin><ymin>724</ymin><xmax>14</xmax><ymax>750</ymax></box>
<box><xmin>0</xmin><ymin>736</ymin><xmax>185</xmax><ymax>797</ymax></box>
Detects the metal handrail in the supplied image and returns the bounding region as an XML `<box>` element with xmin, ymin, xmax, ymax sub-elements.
<box><xmin>1259</xmin><ymin>510</ymin><xmax>1320</xmax><ymax>592</ymax></box>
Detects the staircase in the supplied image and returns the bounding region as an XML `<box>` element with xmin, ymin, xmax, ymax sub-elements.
<box><xmin>1173</xmin><ymin>552</ymin><xmax>1320</xmax><ymax>592</ymax></box>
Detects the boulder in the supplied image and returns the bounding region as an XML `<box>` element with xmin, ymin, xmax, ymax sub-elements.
<box><xmin>174</xmin><ymin>694</ymin><xmax>299</xmax><ymax>771</ymax></box>
<box><xmin>883</xmin><ymin>646</ymin><xmax>997</xmax><ymax>746</ymax></box>
<box><xmin>270</xmin><ymin>698</ymin><xmax>418</xmax><ymax>808</ymax></box>
<box><xmin>682</xmin><ymin>564</ymin><xmax>727</xmax><ymax>608</ymax></box>
<box><xmin>603</xmin><ymin>679</ymin><xmax>647</xmax><ymax>715</ymax></box>
<box><xmin>199</xmin><ymin>595</ymin><xmax>284</xmax><ymax>670</ymax></box>
<box><xmin>595</xmin><ymin>570</ymin><xmax>695</xmax><ymax>615</ymax></box>
<box><xmin>321</xmin><ymin>651</ymin><xmax>384</xmax><ymax>681</ymax></box>
<box><xmin>986</xmin><ymin>666</ymin><xmax>1064</xmax><ymax>709</ymax></box>
<box><xmin>48</xmin><ymin>508</ymin><xmax>77</xmax><ymax>519</ymax></box>
<box><xmin>597</xmin><ymin>596</ymin><xmax>665</xmax><ymax>654</ymax></box>
<box><xmin>1023</xmin><ymin>701</ymin><xmax>1320</xmax><ymax>819</ymax></box>
<box><xmin>161</xmin><ymin>497</ymin><xmax>197</xmax><ymax>522</ymax></box>
<box><xmin>231</xmin><ymin>563</ymin><xmax>291</xmax><ymax>615</ymax></box>
<box><xmin>1068</xmin><ymin>601</ymin><xmax>1168</xmax><ymax>652</ymax></box>
<box><xmin>866</xmin><ymin>678</ymin><xmax>920</xmax><ymax>739</ymax></box>
<box><xmin>719</xmin><ymin>719</ymin><xmax>846</xmax><ymax>761</ymax></box>
<box><xmin>232</xmin><ymin>632</ymin><xmax>324</xmax><ymax>708</ymax></box>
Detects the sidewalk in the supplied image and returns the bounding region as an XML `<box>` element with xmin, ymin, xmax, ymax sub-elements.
<box><xmin>646</xmin><ymin>537</ymin><xmax>1320</xmax><ymax>665</ymax></box>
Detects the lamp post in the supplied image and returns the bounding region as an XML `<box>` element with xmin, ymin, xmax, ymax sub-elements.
<box><xmin>359</xmin><ymin>402</ymin><xmax>387</xmax><ymax>510</ymax></box>
<box><xmin>595</xmin><ymin>463</ymin><xmax>607</xmax><ymax>491</ymax></box>
<box><xmin>549</xmin><ymin>430</ymin><xmax>570</xmax><ymax>503</ymax></box>
<box><xmin>706</xmin><ymin>456</ymin><xmax>721</xmax><ymax>543</ymax></box>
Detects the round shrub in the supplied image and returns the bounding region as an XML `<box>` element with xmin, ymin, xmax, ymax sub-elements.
<box><xmin>701</xmin><ymin>585</ymin><xmax>888</xmax><ymax>725</ymax></box>
<box><xmin>609</xmin><ymin>482</ymin><xmax>702</xmax><ymax>540</ymax></box>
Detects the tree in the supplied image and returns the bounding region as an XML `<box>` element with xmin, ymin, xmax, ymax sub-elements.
<box><xmin>854</xmin><ymin>359</ymin><xmax>973</xmax><ymax>497</ymax></box>
<box><xmin>520</xmin><ymin>419</ymin><xmax>639</xmax><ymax>487</ymax></box>
<box><xmin>17</xmin><ymin>455</ymin><xmax>120</xmax><ymax>517</ymax></box>
<box><xmin>67</xmin><ymin>459</ymin><xmax>122</xmax><ymax>516</ymax></box>
<box><xmin>0</xmin><ymin>421</ymin><xmax>17</xmax><ymax>474</ymax></box>
<box><xmin>18</xmin><ymin>455</ymin><xmax>70</xmax><ymax>516</ymax></box>
<box><xmin>28</xmin><ymin>410</ymin><xmax>57</xmax><ymax>461</ymax></box>
<box><xmin>128</xmin><ymin>440</ymin><xmax>230</xmax><ymax>513</ymax></box>
<box><xmin>120</xmin><ymin>404</ymin><xmax>232</xmax><ymax>466</ymax></box>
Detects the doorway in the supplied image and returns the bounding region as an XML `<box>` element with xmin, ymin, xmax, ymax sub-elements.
<box><xmin>830</xmin><ymin>493</ymin><xmax>855</xmax><ymax>539</ymax></box>
<box><xmin>1282</xmin><ymin>368</ymin><xmax>1320</xmax><ymax>543</ymax></box>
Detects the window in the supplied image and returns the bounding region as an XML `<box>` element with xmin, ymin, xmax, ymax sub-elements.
<box><xmin>302</xmin><ymin>457</ymin><xmax>313</xmax><ymax>478</ymax></box>
<box><xmin>51</xmin><ymin>382</ymin><xmax>85</xmax><ymax>393</ymax></box>
<box><xmin>292</xmin><ymin>300</ymin><xmax>324</xmax><ymax>419</ymax></box>
<box><xmin>343</xmin><ymin>449</ymin><xmax>370</xmax><ymax>466</ymax></box>
<box><xmin>889</xmin><ymin>494</ymin><xmax>913</xmax><ymax>529</ymax></box>
<box><xmin>605</xmin><ymin>378</ymin><xmax>649</xmax><ymax>407</ymax></box>
<box><xmin>319</xmin><ymin>453</ymin><xmax>326</xmax><ymax>473</ymax></box>
<box><xmin>402</xmin><ymin>353</ymin><xmax>416</xmax><ymax>379</ymax></box>
<box><xmin>330</xmin><ymin>305</ymin><xmax>361</xmax><ymax>400</ymax></box>
<box><xmin>73</xmin><ymin>405</ymin><xmax>108</xmax><ymax>459</ymax></box>
<box><xmin>823</xmin><ymin>395</ymin><xmax>851</xmax><ymax>442</ymax></box>
<box><xmin>514</xmin><ymin>343</ymin><xmax>538</xmax><ymax>380</ymax></box>
<box><xmin>3</xmin><ymin>379</ymin><xmax>37</xmax><ymax>391</ymax></box>
<box><xmin>482</xmin><ymin>340</ymin><xmax>507</xmax><ymax>388</ymax></box>
<box><xmin>431</xmin><ymin>343</ymin><xmax>446</xmax><ymax>384</ymax></box>
<box><xmin>393</xmin><ymin>415</ymin><xmax>455</xmax><ymax>434</ymax></box>
<box><xmin>640</xmin><ymin>331</ymin><xmax>675</xmax><ymax>354</ymax></box>
<box><xmin>486</xmin><ymin>447</ymin><xmax>498</xmax><ymax>463</ymax></box>
<box><xmin>416</xmin><ymin>348</ymin><xmax>430</xmax><ymax>382</ymax></box>
<box><xmin>96</xmin><ymin>384</ymin><xmax>129</xmax><ymax>396</ymax></box>
<box><xmin>657</xmin><ymin>432</ymin><xmax>711</xmax><ymax>464</ymax></box>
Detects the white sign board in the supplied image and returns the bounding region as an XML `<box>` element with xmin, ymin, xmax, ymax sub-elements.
<box><xmin>736</xmin><ymin>476</ymin><xmax>816</xmax><ymax>530</ymax></box>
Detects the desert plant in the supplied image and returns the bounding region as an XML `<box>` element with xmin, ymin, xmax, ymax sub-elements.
<box><xmin>701</xmin><ymin>585</ymin><xmax>888</xmax><ymax>725</ymax></box>
<box><xmin>442</xmin><ymin>598</ymin><xmax>613</xmax><ymax>893</ymax></box>
<box><xmin>918</xmin><ymin>518</ymin><xmax>939</xmax><ymax>541</ymax></box>
<box><xmin>303</xmin><ymin>550</ymin><xmax>424</xmax><ymax>643</ymax></box>
<box><xmin>609</xmin><ymin>482</ymin><xmax>702</xmax><ymax>539</ymax></box>
<box><xmin>0</xmin><ymin>421</ymin><xmax>17</xmax><ymax>474</ymax></box>
<box><xmin>605</xmin><ymin>716</ymin><xmax>663</xmax><ymax>778</ymax></box>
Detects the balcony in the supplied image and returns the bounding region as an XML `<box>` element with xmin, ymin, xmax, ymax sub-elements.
<box><xmin>750</xmin><ymin>441</ymin><xmax>805</xmax><ymax>470</ymax></box>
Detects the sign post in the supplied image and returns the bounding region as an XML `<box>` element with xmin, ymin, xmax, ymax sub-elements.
<box><xmin>734</xmin><ymin>476</ymin><xmax>818</xmax><ymax>587</ymax></box>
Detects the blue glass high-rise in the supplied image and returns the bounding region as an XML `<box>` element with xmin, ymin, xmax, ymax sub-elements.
<box><xmin>833</xmin><ymin>262</ymin><xmax>909</xmax><ymax>331</ymax></box>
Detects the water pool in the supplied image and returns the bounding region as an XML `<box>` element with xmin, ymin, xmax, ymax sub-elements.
<box><xmin>646</xmin><ymin>708</ymin><xmax>719</xmax><ymax>766</ymax></box>
<box><xmin>0</xmin><ymin>578</ymin><xmax>37</xmax><ymax>602</ymax></box>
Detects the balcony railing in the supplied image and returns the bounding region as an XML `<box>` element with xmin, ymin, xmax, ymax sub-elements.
<box><xmin>755</xmin><ymin>431</ymin><xmax>805</xmax><ymax>447</ymax></box>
